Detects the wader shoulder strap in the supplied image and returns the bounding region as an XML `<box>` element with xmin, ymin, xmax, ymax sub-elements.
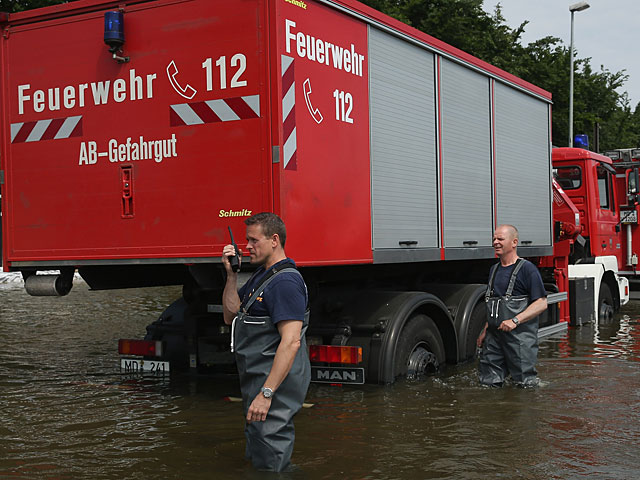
<box><xmin>486</xmin><ymin>258</ymin><xmax>526</xmax><ymax>298</ymax></box>
<box><xmin>486</xmin><ymin>263</ymin><xmax>500</xmax><ymax>299</ymax></box>
<box><xmin>241</xmin><ymin>266</ymin><xmax>302</xmax><ymax>314</ymax></box>
<box><xmin>505</xmin><ymin>258</ymin><xmax>526</xmax><ymax>298</ymax></box>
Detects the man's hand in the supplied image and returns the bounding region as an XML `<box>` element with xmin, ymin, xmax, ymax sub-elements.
<box><xmin>496</xmin><ymin>298</ymin><xmax>547</xmax><ymax>333</ymax></box>
<box><xmin>498</xmin><ymin>318</ymin><xmax>518</xmax><ymax>332</ymax></box>
<box><xmin>222</xmin><ymin>243</ymin><xmax>242</xmax><ymax>273</ymax></box>
<box><xmin>247</xmin><ymin>394</ymin><xmax>272</xmax><ymax>423</ymax></box>
<box><xmin>222</xmin><ymin>244</ymin><xmax>242</xmax><ymax>325</ymax></box>
<box><xmin>477</xmin><ymin>323</ymin><xmax>488</xmax><ymax>347</ymax></box>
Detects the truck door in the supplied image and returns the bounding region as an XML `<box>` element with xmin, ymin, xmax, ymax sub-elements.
<box><xmin>619</xmin><ymin>168</ymin><xmax>640</xmax><ymax>271</ymax></box>
<box><xmin>2</xmin><ymin>0</ymin><xmax>270</xmax><ymax>267</ymax></box>
<box><xmin>592</xmin><ymin>163</ymin><xmax>621</xmax><ymax>260</ymax></box>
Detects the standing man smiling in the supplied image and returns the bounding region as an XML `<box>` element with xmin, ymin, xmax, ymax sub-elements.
<box><xmin>477</xmin><ymin>224</ymin><xmax>547</xmax><ymax>387</ymax></box>
<box><xmin>222</xmin><ymin>212</ymin><xmax>310</xmax><ymax>472</ymax></box>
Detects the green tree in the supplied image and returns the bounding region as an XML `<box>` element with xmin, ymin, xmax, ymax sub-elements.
<box><xmin>0</xmin><ymin>0</ymin><xmax>71</xmax><ymax>12</ymax></box>
<box><xmin>362</xmin><ymin>0</ymin><xmax>527</xmax><ymax>68</ymax></box>
<box><xmin>573</xmin><ymin>60</ymin><xmax>629</xmax><ymax>149</ymax></box>
<box><xmin>361</xmin><ymin>0</ymin><xmax>635</xmax><ymax>150</ymax></box>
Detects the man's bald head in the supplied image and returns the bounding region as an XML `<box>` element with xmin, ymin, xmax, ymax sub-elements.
<box><xmin>496</xmin><ymin>224</ymin><xmax>519</xmax><ymax>241</ymax></box>
<box><xmin>493</xmin><ymin>225</ymin><xmax>519</xmax><ymax>262</ymax></box>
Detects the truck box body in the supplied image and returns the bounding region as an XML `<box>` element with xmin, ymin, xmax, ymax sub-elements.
<box><xmin>1</xmin><ymin>0</ymin><xmax>554</xmax><ymax>271</ymax></box>
<box><xmin>2</xmin><ymin>0</ymin><xmax>272</xmax><ymax>266</ymax></box>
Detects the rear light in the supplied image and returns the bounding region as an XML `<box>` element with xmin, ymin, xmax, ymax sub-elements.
<box><xmin>625</xmin><ymin>285</ymin><xmax>629</xmax><ymax>296</ymax></box>
<box><xmin>308</xmin><ymin>345</ymin><xmax>362</xmax><ymax>365</ymax></box>
<box><xmin>118</xmin><ymin>339</ymin><xmax>163</xmax><ymax>357</ymax></box>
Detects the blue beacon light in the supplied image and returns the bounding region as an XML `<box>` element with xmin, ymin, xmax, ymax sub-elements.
<box><xmin>104</xmin><ymin>11</ymin><xmax>129</xmax><ymax>63</ymax></box>
<box><xmin>574</xmin><ymin>134</ymin><xmax>589</xmax><ymax>150</ymax></box>
<box><xmin>104</xmin><ymin>11</ymin><xmax>125</xmax><ymax>51</ymax></box>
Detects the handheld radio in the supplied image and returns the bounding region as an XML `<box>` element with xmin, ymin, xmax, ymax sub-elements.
<box><xmin>228</xmin><ymin>226</ymin><xmax>241</xmax><ymax>273</ymax></box>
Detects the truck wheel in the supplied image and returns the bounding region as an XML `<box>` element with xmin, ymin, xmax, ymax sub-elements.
<box><xmin>394</xmin><ymin>314</ymin><xmax>445</xmax><ymax>379</ymax></box>
<box><xmin>144</xmin><ymin>297</ymin><xmax>189</xmax><ymax>368</ymax></box>
<box><xmin>598</xmin><ymin>283</ymin><xmax>614</xmax><ymax>324</ymax></box>
<box><xmin>464</xmin><ymin>301</ymin><xmax>486</xmax><ymax>360</ymax></box>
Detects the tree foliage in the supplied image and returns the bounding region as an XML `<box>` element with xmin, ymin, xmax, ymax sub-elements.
<box><xmin>4</xmin><ymin>0</ymin><xmax>638</xmax><ymax>149</ymax></box>
<box><xmin>0</xmin><ymin>0</ymin><xmax>70</xmax><ymax>12</ymax></box>
<box><xmin>361</xmin><ymin>0</ymin><xmax>638</xmax><ymax>150</ymax></box>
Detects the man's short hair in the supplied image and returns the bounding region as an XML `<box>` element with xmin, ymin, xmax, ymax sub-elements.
<box><xmin>245</xmin><ymin>212</ymin><xmax>287</xmax><ymax>248</ymax></box>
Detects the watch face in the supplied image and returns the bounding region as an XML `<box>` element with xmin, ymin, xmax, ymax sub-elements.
<box><xmin>262</xmin><ymin>387</ymin><xmax>273</xmax><ymax>398</ymax></box>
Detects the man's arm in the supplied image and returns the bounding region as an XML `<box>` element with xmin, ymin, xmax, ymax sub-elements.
<box><xmin>221</xmin><ymin>243</ymin><xmax>241</xmax><ymax>325</ymax></box>
<box><xmin>246</xmin><ymin>319</ymin><xmax>302</xmax><ymax>423</ymax></box>
<box><xmin>477</xmin><ymin>322</ymin><xmax>488</xmax><ymax>348</ymax></box>
<box><xmin>498</xmin><ymin>297</ymin><xmax>548</xmax><ymax>332</ymax></box>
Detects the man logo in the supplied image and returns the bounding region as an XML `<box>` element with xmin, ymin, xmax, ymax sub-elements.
<box><xmin>312</xmin><ymin>367</ymin><xmax>364</xmax><ymax>384</ymax></box>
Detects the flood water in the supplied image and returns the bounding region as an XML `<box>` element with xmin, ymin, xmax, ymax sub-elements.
<box><xmin>1</xmin><ymin>280</ymin><xmax>639</xmax><ymax>479</ymax></box>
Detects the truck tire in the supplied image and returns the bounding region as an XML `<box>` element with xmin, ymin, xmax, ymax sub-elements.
<box><xmin>598</xmin><ymin>283</ymin><xmax>614</xmax><ymax>324</ymax></box>
<box><xmin>394</xmin><ymin>314</ymin><xmax>445</xmax><ymax>379</ymax></box>
<box><xmin>464</xmin><ymin>301</ymin><xmax>486</xmax><ymax>360</ymax></box>
<box><xmin>144</xmin><ymin>297</ymin><xmax>189</xmax><ymax>368</ymax></box>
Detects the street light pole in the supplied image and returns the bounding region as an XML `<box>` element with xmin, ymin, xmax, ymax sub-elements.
<box><xmin>569</xmin><ymin>1</ymin><xmax>590</xmax><ymax>147</ymax></box>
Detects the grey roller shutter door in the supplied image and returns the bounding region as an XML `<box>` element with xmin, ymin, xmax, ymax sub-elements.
<box><xmin>440</xmin><ymin>59</ymin><xmax>492</xmax><ymax>247</ymax></box>
<box><xmin>494</xmin><ymin>83</ymin><xmax>551</xmax><ymax>246</ymax></box>
<box><xmin>369</xmin><ymin>27</ymin><xmax>438</xmax><ymax>249</ymax></box>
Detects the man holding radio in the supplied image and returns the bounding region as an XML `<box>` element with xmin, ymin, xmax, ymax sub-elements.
<box><xmin>222</xmin><ymin>212</ymin><xmax>310</xmax><ymax>472</ymax></box>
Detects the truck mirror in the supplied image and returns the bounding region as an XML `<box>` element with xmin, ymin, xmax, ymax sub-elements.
<box><xmin>629</xmin><ymin>169</ymin><xmax>639</xmax><ymax>195</ymax></box>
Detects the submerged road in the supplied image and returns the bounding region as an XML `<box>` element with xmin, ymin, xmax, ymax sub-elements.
<box><xmin>1</xmin><ymin>282</ymin><xmax>639</xmax><ymax>479</ymax></box>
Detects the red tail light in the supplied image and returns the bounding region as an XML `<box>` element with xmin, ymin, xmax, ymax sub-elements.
<box><xmin>118</xmin><ymin>339</ymin><xmax>163</xmax><ymax>357</ymax></box>
<box><xmin>308</xmin><ymin>345</ymin><xmax>362</xmax><ymax>364</ymax></box>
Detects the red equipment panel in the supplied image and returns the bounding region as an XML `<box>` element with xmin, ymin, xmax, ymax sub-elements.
<box><xmin>2</xmin><ymin>0</ymin><xmax>270</xmax><ymax>264</ymax></box>
<box><xmin>275</xmin><ymin>0</ymin><xmax>372</xmax><ymax>265</ymax></box>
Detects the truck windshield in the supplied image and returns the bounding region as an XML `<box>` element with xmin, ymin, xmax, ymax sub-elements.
<box><xmin>554</xmin><ymin>166</ymin><xmax>581</xmax><ymax>189</ymax></box>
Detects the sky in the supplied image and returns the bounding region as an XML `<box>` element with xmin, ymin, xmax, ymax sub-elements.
<box><xmin>482</xmin><ymin>0</ymin><xmax>640</xmax><ymax>108</ymax></box>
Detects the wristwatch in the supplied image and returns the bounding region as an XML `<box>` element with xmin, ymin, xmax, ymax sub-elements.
<box><xmin>261</xmin><ymin>386</ymin><xmax>274</xmax><ymax>399</ymax></box>
<box><xmin>512</xmin><ymin>316</ymin><xmax>520</xmax><ymax>326</ymax></box>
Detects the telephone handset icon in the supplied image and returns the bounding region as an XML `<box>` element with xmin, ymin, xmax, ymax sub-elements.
<box><xmin>303</xmin><ymin>78</ymin><xmax>323</xmax><ymax>124</ymax></box>
<box><xmin>167</xmin><ymin>60</ymin><xmax>197</xmax><ymax>100</ymax></box>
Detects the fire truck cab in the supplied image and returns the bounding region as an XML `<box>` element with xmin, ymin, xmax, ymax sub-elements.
<box><xmin>553</xmin><ymin>147</ymin><xmax>630</xmax><ymax>323</ymax></box>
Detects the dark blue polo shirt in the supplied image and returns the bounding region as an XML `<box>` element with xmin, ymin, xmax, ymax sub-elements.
<box><xmin>237</xmin><ymin>258</ymin><xmax>307</xmax><ymax>323</ymax></box>
<box><xmin>492</xmin><ymin>259</ymin><xmax>547</xmax><ymax>301</ymax></box>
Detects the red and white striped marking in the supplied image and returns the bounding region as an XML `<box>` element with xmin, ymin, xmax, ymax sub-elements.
<box><xmin>170</xmin><ymin>95</ymin><xmax>260</xmax><ymax>127</ymax></box>
<box><xmin>11</xmin><ymin>115</ymin><xmax>82</xmax><ymax>143</ymax></box>
<box><xmin>282</xmin><ymin>55</ymin><xmax>297</xmax><ymax>171</ymax></box>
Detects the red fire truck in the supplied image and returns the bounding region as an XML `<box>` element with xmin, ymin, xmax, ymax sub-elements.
<box><xmin>602</xmin><ymin>148</ymin><xmax>640</xmax><ymax>274</ymax></box>
<box><xmin>0</xmin><ymin>0</ymin><xmax>629</xmax><ymax>383</ymax></box>
<box><xmin>547</xmin><ymin>147</ymin><xmax>632</xmax><ymax>327</ymax></box>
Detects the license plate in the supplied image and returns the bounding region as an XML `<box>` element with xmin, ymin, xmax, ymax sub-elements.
<box><xmin>120</xmin><ymin>358</ymin><xmax>170</xmax><ymax>374</ymax></box>
<box><xmin>621</xmin><ymin>210</ymin><xmax>637</xmax><ymax>224</ymax></box>
<box><xmin>311</xmin><ymin>366</ymin><xmax>365</xmax><ymax>384</ymax></box>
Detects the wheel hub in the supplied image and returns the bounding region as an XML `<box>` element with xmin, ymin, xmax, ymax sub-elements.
<box><xmin>406</xmin><ymin>346</ymin><xmax>438</xmax><ymax>378</ymax></box>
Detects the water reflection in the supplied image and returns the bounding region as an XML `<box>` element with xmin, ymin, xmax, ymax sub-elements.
<box><xmin>1</xmin><ymin>283</ymin><xmax>640</xmax><ymax>479</ymax></box>
<box><xmin>543</xmin><ymin>311</ymin><xmax>640</xmax><ymax>362</ymax></box>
